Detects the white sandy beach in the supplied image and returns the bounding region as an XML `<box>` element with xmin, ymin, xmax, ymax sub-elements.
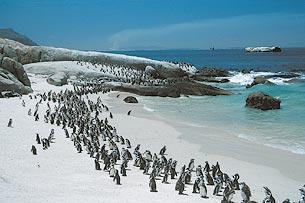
<box><xmin>0</xmin><ymin>75</ymin><xmax>303</xmax><ymax>203</ymax></box>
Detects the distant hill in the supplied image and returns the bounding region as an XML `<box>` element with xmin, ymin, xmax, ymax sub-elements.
<box><xmin>0</xmin><ymin>28</ymin><xmax>37</xmax><ymax>46</ymax></box>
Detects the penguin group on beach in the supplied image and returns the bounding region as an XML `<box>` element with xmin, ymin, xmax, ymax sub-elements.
<box><xmin>6</xmin><ymin>78</ymin><xmax>303</xmax><ymax>203</ymax></box>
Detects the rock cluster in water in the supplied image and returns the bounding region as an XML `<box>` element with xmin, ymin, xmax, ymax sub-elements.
<box><xmin>246</xmin><ymin>92</ymin><xmax>281</xmax><ymax>110</ymax></box>
<box><xmin>123</xmin><ymin>96</ymin><xmax>138</xmax><ymax>103</ymax></box>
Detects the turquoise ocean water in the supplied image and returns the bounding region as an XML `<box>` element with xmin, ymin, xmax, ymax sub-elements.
<box><xmin>110</xmin><ymin>49</ymin><xmax>305</xmax><ymax>154</ymax></box>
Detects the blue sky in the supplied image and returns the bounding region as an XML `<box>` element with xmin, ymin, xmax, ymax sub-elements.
<box><xmin>1</xmin><ymin>0</ymin><xmax>305</xmax><ymax>50</ymax></box>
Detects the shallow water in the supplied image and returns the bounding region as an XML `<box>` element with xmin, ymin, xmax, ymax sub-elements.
<box><xmin>109</xmin><ymin>49</ymin><xmax>305</xmax><ymax>154</ymax></box>
<box><xmin>139</xmin><ymin>82</ymin><xmax>305</xmax><ymax>155</ymax></box>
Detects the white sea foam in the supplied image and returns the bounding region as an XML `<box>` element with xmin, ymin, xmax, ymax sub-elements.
<box><xmin>267</xmin><ymin>77</ymin><xmax>291</xmax><ymax>85</ymax></box>
<box><xmin>229</xmin><ymin>71</ymin><xmax>274</xmax><ymax>86</ymax></box>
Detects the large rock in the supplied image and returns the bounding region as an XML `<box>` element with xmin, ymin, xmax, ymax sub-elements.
<box><xmin>0</xmin><ymin>68</ymin><xmax>32</xmax><ymax>94</ymax></box>
<box><xmin>0</xmin><ymin>56</ymin><xmax>31</xmax><ymax>86</ymax></box>
<box><xmin>0</xmin><ymin>38</ymin><xmax>187</xmax><ymax>79</ymax></box>
<box><xmin>246</xmin><ymin>92</ymin><xmax>281</xmax><ymax>110</ymax></box>
<box><xmin>192</xmin><ymin>75</ymin><xmax>229</xmax><ymax>83</ymax></box>
<box><xmin>198</xmin><ymin>68</ymin><xmax>229</xmax><ymax>77</ymax></box>
<box><xmin>123</xmin><ymin>96</ymin><xmax>138</xmax><ymax>103</ymax></box>
<box><xmin>47</xmin><ymin>72</ymin><xmax>68</xmax><ymax>86</ymax></box>
<box><xmin>246</xmin><ymin>76</ymin><xmax>274</xmax><ymax>88</ymax></box>
<box><xmin>112</xmin><ymin>80</ymin><xmax>231</xmax><ymax>98</ymax></box>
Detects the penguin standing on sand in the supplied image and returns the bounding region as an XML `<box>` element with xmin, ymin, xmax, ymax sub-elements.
<box><xmin>232</xmin><ymin>173</ymin><xmax>240</xmax><ymax>190</ymax></box>
<box><xmin>170</xmin><ymin>161</ymin><xmax>177</xmax><ymax>179</ymax></box>
<box><xmin>240</xmin><ymin>182</ymin><xmax>251</xmax><ymax>202</ymax></box>
<box><xmin>36</xmin><ymin>133</ymin><xmax>41</xmax><ymax>144</ymax></box>
<box><xmin>199</xmin><ymin>179</ymin><xmax>208</xmax><ymax>198</ymax></box>
<box><xmin>159</xmin><ymin>146</ymin><xmax>166</xmax><ymax>155</ymax></box>
<box><xmin>127</xmin><ymin>110</ymin><xmax>132</xmax><ymax>116</ymax></box>
<box><xmin>113</xmin><ymin>169</ymin><xmax>121</xmax><ymax>185</ymax></box>
<box><xmin>299</xmin><ymin>188</ymin><xmax>305</xmax><ymax>203</ymax></box>
<box><xmin>109</xmin><ymin>164</ymin><xmax>116</xmax><ymax>177</ymax></box>
<box><xmin>125</xmin><ymin>139</ymin><xmax>131</xmax><ymax>148</ymax></box>
<box><xmin>31</xmin><ymin>145</ymin><xmax>37</xmax><ymax>155</ymax></box>
<box><xmin>120</xmin><ymin>164</ymin><xmax>127</xmax><ymax>176</ymax></box>
<box><xmin>193</xmin><ymin>177</ymin><xmax>200</xmax><ymax>193</ymax></box>
<box><xmin>162</xmin><ymin>167</ymin><xmax>169</xmax><ymax>183</ymax></box>
<box><xmin>94</xmin><ymin>159</ymin><xmax>101</xmax><ymax>170</ymax></box>
<box><xmin>177</xmin><ymin>177</ymin><xmax>185</xmax><ymax>195</ymax></box>
<box><xmin>149</xmin><ymin>176</ymin><xmax>157</xmax><ymax>192</ymax></box>
<box><xmin>205</xmin><ymin>171</ymin><xmax>214</xmax><ymax>185</ymax></box>
<box><xmin>7</xmin><ymin>119</ymin><xmax>13</xmax><ymax>127</ymax></box>
<box><xmin>188</xmin><ymin>159</ymin><xmax>195</xmax><ymax>171</ymax></box>
<box><xmin>213</xmin><ymin>178</ymin><xmax>222</xmax><ymax>196</ymax></box>
<box><xmin>262</xmin><ymin>187</ymin><xmax>276</xmax><ymax>203</ymax></box>
<box><xmin>76</xmin><ymin>143</ymin><xmax>82</xmax><ymax>153</ymax></box>
<box><xmin>223</xmin><ymin>183</ymin><xmax>235</xmax><ymax>202</ymax></box>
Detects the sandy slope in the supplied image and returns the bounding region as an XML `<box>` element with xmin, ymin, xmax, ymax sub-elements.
<box><xmin>0</xmin><ymin>75</ymin><xmax>303</xmax><ymax>203</ymax></box>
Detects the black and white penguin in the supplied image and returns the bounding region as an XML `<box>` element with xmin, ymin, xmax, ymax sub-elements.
<box><xmin>170</xmin><ymin>161</ymin><xmax>177</xmax><ymax>179</ymax></box>
<box><xmin>113</xmin><ymin>169</ymin><xmax>121</xmax><ymax>185</ymax></box>
<box><xmin>31</xmin><ymin>145</ymin><xmax>37</xmax><ymax>155</ymax></box>
<box><xmin>187</xmin><ymin>159</ymin><xmax>195</xmax><ymax>171</ymax></box>
<box><xmin>36</xmin><ymin>133</ymin><xmax>41</xmax><ymax>144</ymax></box>
<box><xmin>262</xmin><ymin>187</ymin><xmax>276</xmax><ymax>203</ymax></box>
<box><xmin>149</xmin><ymin>176</ymin><xmax>157</xmax><ymax>192</ymax></box>
<box><xmin>127</xmin><ymin>110</ymin><xmax>132</xmax><ymax>116</ymax></box>
<box><xmin>109</xmin><ymin>164</ymin><xmax>116</xmax><ymax>177</ymax></box>
<box><xmin>94</xmin><ymin>159</ymin><xmax>101</xmax><ymax>170</ymax></box>
<box><xmin>213</xmin><ymin>178</ymin><xmax>222</xmax><ymax>196</ymax></box>
<box><xmin>159</xmin><ymin>146</ymin><xmax>166</xmax><ymax>155</ymax></box>
<box><xmin>205</xmin><ymin>171</ymin><xmax>214</xmax><ymax>185</ymax></box>
<box><xmin>240</xmin><ymin>182</ymin><xmax>251</xmax><ymax>203</ymax></box>
<box><xmin>223</xmin><ymin>184</ymin><xmax>235</xmax><ymax>202</ymax></box>
<box><xmin>199</xmin><ymin>179</ymin><xmax>208</xmax><ymax>198</ymax></box>
<box><xmin>299</xmin><ymin>188</ymin><xmax>305</xmax><ymax>203</ymax></box>
<box><xmin>177</xmin><ymin>178</ymin><xmax>185</xmax><ymax>195</ymax></box>
<box><xmin>193</xmin><ymin>177</ymin><xmax>200</xmax><ymax>193</ymax></box>
<box><xmin>125</xmin><ymin>139</ymin><xmax>131</xmax><ymax>148</ymax></box>
<box><xmin>7</xmin><ymin>119</ymin><xmax>13</xmax><ymax>127</ymax></box>
<box><xmin>134</xmin><ymin>144</ymin><xmax>140</xmax><ymax>151</ymax></box>
<box><xmin>120</xmin><ymin>164</ymin><xmax>127</xmax><ymax>176</ymax></box>
<box><xmin>232</xmin><ymin>173</ymin><xmax>240</xmax><ymax>190</ymax></box>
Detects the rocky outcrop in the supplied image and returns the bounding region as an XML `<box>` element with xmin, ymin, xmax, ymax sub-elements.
<box><xmin>0</xmin><ymin>38</ymin><xmax>187</xmax><ymax>79</ymax></box>
<box><xmin>0</xmin><ymin>68</ymin><xmax>32</xmax><ymax>94</ymax></box>
<box><xmin>246</xmin><ymin>76</ymin><xmax>274</xmax><ymax>88</ymax></box>
<box><xmin>112</xmin><ymin>80</ymin><xmax>232</xmax><ymax>98</ymax></box>
<box><xmin>0</xmin><ymin>52</ymin><xmax>32</xmax><ymax>95</ymax></box>
<box><xmin>246</xmin><ymin>92</ymin><xmax>281</xmax><ymax>110</ymax></box>
<box><xmin>245</xmin><ymin>46</ymin><xmax>282</xmax><ymax>52</ymax></box>
<box><xmin>123</xmin><ymin>96</ymin><xmax>138</xmax><ymax>103</ymax></box>
<box><xmin>47</xmin><ymin>72</ymin><xmax>68</xmax><ymax>86</ymax></box>
<box><xmin>192</xmin><ymin>75</ymin><xmax>230</xmax><ymax>83</ymax></box>
<box><xmin>1</xmin><ymin>56</ymin><xmax>31</xmax><ymax>86</ymax></box>
<box><xmin>198</xmin><ymin>68</ymin><xmax>229</xmax><ymax>77</ymax></box>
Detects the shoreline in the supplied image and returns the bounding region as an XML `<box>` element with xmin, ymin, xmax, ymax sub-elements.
<box><xmin>0</xmin><ymin>75</ymin><xmax>303</xmax><ymax>202</ymax></box>
<box><xmin>105</xmin><ymin>91</ymin><xmax>304</xmax><ymax>199</ymax></box>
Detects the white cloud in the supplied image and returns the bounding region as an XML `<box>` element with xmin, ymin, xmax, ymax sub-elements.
<box><xmin>107</xmin><ymin>13</ymin><xmax>305</xmax><ymax>50</ymax></box>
